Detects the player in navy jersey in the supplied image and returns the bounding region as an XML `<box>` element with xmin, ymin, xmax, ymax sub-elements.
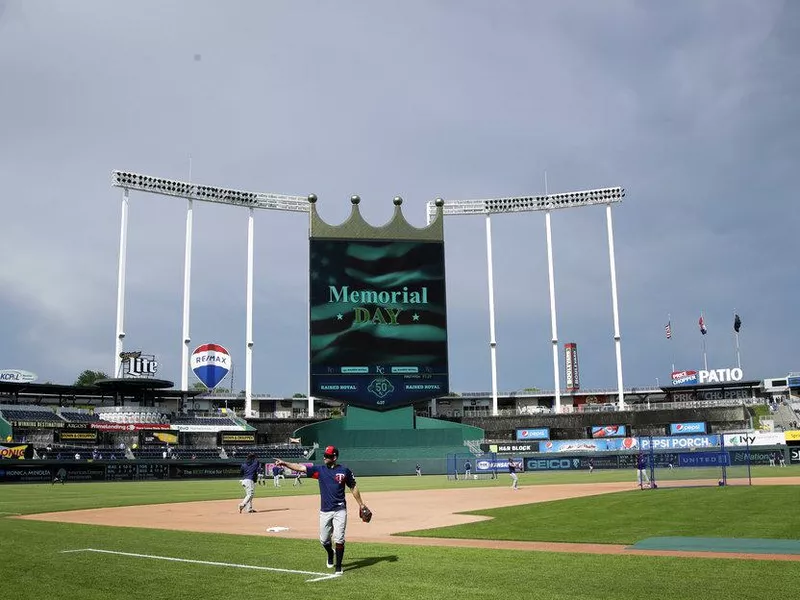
<box><xmin>275</xmin><ymin>445</ymin><xmax>366</xmax><ymax>575</ymax></box>
<box><xmin>238</xmin><ymin>453</ymin><xmax>260</xmax><ymax>513</ymax></box>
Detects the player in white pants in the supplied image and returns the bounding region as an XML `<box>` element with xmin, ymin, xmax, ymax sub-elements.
<box><xmin>238</xmin><ymin>454</ymin><xmax>259</xmax><ymax>513</ymax></box>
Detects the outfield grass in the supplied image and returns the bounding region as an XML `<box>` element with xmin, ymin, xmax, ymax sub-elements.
<box><xmin>1</xmin><ymin>471</ymin><xmax>798</xmax><ymax>600</ymax></box>
<box><xmin>400</xmin><ymin>486</ymin><xmax>800</xmax><ymax>544</ymax></box>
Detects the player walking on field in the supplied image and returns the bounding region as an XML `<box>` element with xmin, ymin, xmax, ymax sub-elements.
<box><xmin>275</xmin><ymin>446</ymin><xmax>369</xmax><ymax>576</ymax></box>
<box><xmin>238</xmin><ymin>453</ymin><xmax>260</xmax><ymax>513</ymax></box>
<box><xmin>508</xmin><ymin>458</ymin><xmax>520</xmax><ymax>490</ymax></box>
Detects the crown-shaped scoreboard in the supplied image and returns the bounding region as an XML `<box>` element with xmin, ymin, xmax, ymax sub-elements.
<box><xmin>308</xmin><ymin>195</ymin><xmax>449</xmax><ymax>411</ymax></box>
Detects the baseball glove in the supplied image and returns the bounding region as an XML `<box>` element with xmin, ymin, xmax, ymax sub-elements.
<box><xmin>359</xmin><ymin>505</ymin><xmax>373</xmax><ymax>523</ymax></box>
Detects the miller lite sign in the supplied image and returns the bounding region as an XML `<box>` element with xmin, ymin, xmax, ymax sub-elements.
<box><xmin>119</xmin><ymin>351</ymin><xmax>159</xmax><ymax>378</ymax></box>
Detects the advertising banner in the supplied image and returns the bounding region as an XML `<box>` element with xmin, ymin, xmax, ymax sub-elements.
<box><xmin>639</xmin><ymin>435</ymin><xmax>720</xmax><ymax>450</ymax></box>
<box><xmin>729</xmin><ymin>450</ymin><xmax>776</xmax><ymax>466</ymax></box>
<box><xmin>723</xmin><ymin>432</ymin><xmax>785</xmax><ymax>447</ymax></box>
<box><xmin>564</xmin><ymin>343</ymin><xmax>579</xmax><ymax>391</ymax></box>
<box><xmin>0</xmin><ymin>463</ymin><xmax>105</xmax><ymax>483</ymax></box>
<box><xmin>525</xmin><ymin>457</ymin><xmax>579</xmax><ymax>471</ymax></box>
<box><xmin>539</xmin><ymin>438</ymin><xmax>638</xmax><ymax>453</ymax></box>
<box><xmin>9</xmin><ymin>420</ymin><xmax>64</xmax><ymax>428</ymax></box>
<box><xmin>219</xmin><ymin>432</ymin><xmax>256</xmax><ymax>445</ymax></box>
<box><xmin>140</xmin><ymin>430</ymin><xmax>180</xmax><ymax>445</ymax></box>
<box><xmin>678</xmin><ymin>451</ymin><xmax>730</xmax><ymax>467</ymax></box>
<box><xmin>57</xmin><ymin>430</ymin><xmax>98</xmax><ymax>443</ymax></box>
<box><xmin>309</xmin><ymin>239</ymin><xmax>449</xmax><ymax>410</ymax></box>
<box><xmin>790</xmin><ymin>448</ymin><xmax>800</xmax><ymax>464</ymax></box>
<box><xmin>671</xmin><ymin>370</ymin><xmax>698</xmax><ymax>386</ymax></box>
<box><xmin>171</xmin><ymin>424</ymin><xmax>242</xmax><ymax>433</ymax></box>
<box><xmin>783</xmin><ymin>430</ymin><xmax>800</xmax><ymax>442</ymax></box>
<box><xmin>0</xmin><ymin>443</ymin><xmax>33</xmax><ymax>460</ymax></box>
<box><xmin>475</xmin><ymin>457</ymin><xmax>522</xmax><ymax>472</ymax></box>
<box><xmin>669</xmin><ymin>422</ymin><xmax>707</xmax><ymax>435</ymax></box>
<box><xmin>515</xmin><ymin>428</ymin><xmax>550</xmax><ymax>441</ymax></box>
<box><xmin>170</xmin><ymin>463</ymin><xmax>243</xmax><ymax>479</ymax></box>
<box><xmin>590</xmin><ymin>425</ymin><xmax>628</xmax><ymax>438</ymax></box>
<box><xmin>493</xmin><ymin>442</ymin><xmax>538</xmax><ymax>454</ymax></box>
<box><xmin>90</xmin><ymin>422</ymin><xmax>171</xmax><ymax>431</ymax></box>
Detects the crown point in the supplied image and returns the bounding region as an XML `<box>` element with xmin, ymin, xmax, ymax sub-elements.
<box><xmin>435</xmin><ymin>198</ymin><xmax>445</xmax><ymax>207</ymax></box>
<box><xmin>307</xmin><ymin>194</ymin><xmax>317</xmax><ymax>204</ymax></box>
<box><xmin>350</xmin><ymin>195</ymin><xmax>361</xmax><ymax>205</ymax></box>
<box><xmin>393</xmin><ymin>196</ymin><xmax>403</xmax><ymax>206</ymax></box>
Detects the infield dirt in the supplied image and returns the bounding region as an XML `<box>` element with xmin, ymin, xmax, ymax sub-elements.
<box><xmin>19</xmin><ymin>477</ymin><xmax>800</xmax><ymax>561</ymax></box>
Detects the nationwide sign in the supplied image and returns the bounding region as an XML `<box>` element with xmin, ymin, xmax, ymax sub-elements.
<box><xmin>0</xmin><ymin>369</ymin><xmax>38</xmax><ymax>383</ymax></box>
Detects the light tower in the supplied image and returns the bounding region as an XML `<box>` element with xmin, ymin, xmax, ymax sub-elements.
<box><xmin>111</xmin><ymin>171</ymin><xmax>309</xmax><ymax>417</ymax></box>
<box><xmin>427</xmin><ymin>186</ymin><xmax>626</xmax><ymax>414</ymax></box>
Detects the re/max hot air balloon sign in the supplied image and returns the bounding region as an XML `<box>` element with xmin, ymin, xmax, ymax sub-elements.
<box><xmin>191</xmin><ymin>343</ymin><xmax>231</xmax><ymax>390</ymax></box>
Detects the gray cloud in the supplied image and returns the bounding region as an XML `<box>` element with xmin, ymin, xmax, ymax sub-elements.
<box><xmin>0</xmin><ymin>0</ymin><xmax>797</xmax><ymax>394</ymax></box>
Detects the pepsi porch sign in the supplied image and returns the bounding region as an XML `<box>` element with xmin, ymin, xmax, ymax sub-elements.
<box><xmin>191</xmin><ymin>343</ymin><xmax>232</xmax><ymax>390</ymax></box>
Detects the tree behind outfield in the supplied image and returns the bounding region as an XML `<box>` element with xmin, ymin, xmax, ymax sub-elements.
<box><xmin>74</xmin><ymin>370</ymin><xmax>109</xmax><ymax>386</ymax></box>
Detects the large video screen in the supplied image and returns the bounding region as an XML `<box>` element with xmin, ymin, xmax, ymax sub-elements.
<box><xmin>309</xmin><ymin>238</ymin><xmax>449</xmax><ymax>410</ymax></box>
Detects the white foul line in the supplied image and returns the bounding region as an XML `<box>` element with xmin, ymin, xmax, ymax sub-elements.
<box><xmin>61</xmin><ymin>548</ymin><xmax>339</xmax><ymax>583</ymax></box>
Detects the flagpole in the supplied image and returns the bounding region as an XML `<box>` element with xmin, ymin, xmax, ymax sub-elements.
<box><xmin>668</xmin><ymin>313</ymin><xmax>675</xmax><ymax>373</ymax></box>
<box><xmin>701</xmin><ymin>310</ymin><xmax>708</xmax><ymax>371</ymax></box>
<box><xmin>734</xmin><ymin>310</ymin><xmax>741</xmax><ymax>369</ymax></box>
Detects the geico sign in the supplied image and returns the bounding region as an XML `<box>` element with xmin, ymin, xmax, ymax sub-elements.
<box><xmin>527</xmin><ymin>459</ymin><xmax>572</xmax><ymax>471</ymax></box>
<box><xmin>698</xmin><ymin>368</ymin><xmax>743</xmax><ymax>384</ymax></box>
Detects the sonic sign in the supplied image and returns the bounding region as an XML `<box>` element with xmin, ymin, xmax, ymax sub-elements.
<box><xmin>672</xmin><ymin>368</ymin><xmax>743</xmax><ymax>386</ymax></box>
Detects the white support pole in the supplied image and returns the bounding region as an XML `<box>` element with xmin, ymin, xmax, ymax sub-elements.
<box><xmin>245</xmin><ymin>207</ymin><xmax>255</xmax><ymax>418</ymax></box>
<box><xmin>605</xmin><ymin>204</ymin><xmax>625</xmax><ymax>409</ymax></box>
<box><xmin>544</xmin><ymin>208</ymin><xmax>561</xmax><ymax>413</ymax></box>
<box><xmin>180</xmin><ymin>199</ymin><xmax>194</xmax><ymax>391</ymax></box>
<box><xmin>485</xmin><ymin>214</ymin><xmax>499</xmax><ymax>416</ymax></box>
<box><xmin>114</xmin><ymin>188</ymin><xmax>130</xmax><ymax>377</ymax></box>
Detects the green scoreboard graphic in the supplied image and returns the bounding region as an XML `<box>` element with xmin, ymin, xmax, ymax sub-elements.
<box><xmin>309</xmin><ymin>238</ymin><xmax>449</xmax><ymax>410</ymax></box>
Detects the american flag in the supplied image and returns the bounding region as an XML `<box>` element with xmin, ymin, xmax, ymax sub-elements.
<box><xmin>665</xmin><ymin>321</ymin><xmax>672</xmax><ymax>339</ymax></box>
<box><xmin>699</xmin><ymin>315</ymin><xmax>707</xmax><ymax>335</ymax></box>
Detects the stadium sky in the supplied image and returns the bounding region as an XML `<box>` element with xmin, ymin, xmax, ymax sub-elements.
<box><xmin>1</xmin><ymin>1</ymin><xmax>798</xmax><ymax>396</ymax></box>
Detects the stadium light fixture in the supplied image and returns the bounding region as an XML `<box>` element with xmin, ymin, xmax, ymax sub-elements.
<box><xmin>427</xmin><ymin>185</ymin><xmax>627</xmax><ymax>415</ymax></box>
<box><xmin>112</xmin><ymin>170</ymin><xmax>310</xmax><ymax>213</ymax></box>
<box><xmin>112</xmin><ymin>169</ymin><xmax>309</xmax><ymax>419</ymax></box>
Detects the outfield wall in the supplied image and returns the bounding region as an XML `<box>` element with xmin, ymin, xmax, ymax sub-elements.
<box><xmin>1</xmin><ymin>446</ymin><xmax>796</xmax><ymax>483</ymax></box>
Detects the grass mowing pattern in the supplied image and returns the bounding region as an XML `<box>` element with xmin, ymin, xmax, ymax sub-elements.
<box><xmin>2</xmin><ymin>517</ymin><xmax>799</xmax><ymax>600</ymax></box>
<box><xmin>399</xmin><ymin>486</ymin><xmax>800</xmax><ymax>544</ymax></box>
<box><xmin>1</xmin><ymin>470</ymin><xmax>798</xmax><ymax>599</ymax></box>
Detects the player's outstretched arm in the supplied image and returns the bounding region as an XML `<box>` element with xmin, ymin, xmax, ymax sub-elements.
<box><xmin>274</xmin><ymin>459</ymin><xmax>307</xmax><ymax>473</ymax></box>
<box><xmin>350</xmin><ymin>483</ymin><xmax>365</xmax><ymax>509</ymax></box>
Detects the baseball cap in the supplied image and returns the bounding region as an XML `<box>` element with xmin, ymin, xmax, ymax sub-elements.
<box><xmin>323</xmin><ymin>445</ymin><xmax>339</xmax><ymax>458</ymax></box>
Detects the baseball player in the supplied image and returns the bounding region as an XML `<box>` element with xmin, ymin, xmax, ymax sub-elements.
<box><xmin>52</xmin><ymin>467</ymin><xmax>67</xmax><ymax>485</ymax></box>
<box><xmin>275</xmin><ymin>445</ymin><xmax>367</xmax><ymax>576</ymax></box>
<box><xmin>238</xmin><ymin>453</ymin><xmax>260</xmax><ymax>513</ymax></box>
<box><xmin>636</xmin><ymin>452</ymin><xmax>650</xmax><ymax>488</ymax></box>
<box><xmin>508</xmin><ymin>458</ymin><xmax>519</xmax><ymax>490</ymax></box>
<box><xmin>464</xmin><ymin>461</ymin><xmax>472</xmax><ymax>479</ymax></box>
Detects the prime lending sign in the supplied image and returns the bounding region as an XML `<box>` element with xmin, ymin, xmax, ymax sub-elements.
<box><xmin>672</xmin><ymin>368</ymin><xmax>743</xmax><ymax>386</ymax></box>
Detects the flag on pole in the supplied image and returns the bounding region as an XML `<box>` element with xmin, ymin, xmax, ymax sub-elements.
<box><xmin>699</xmin><ymin>315</ymin><xmax>707</xmax><ymax>335</ymax></box>
<box><xmin>665</xmin><ymin>321</ymin><xmax>672</xmax><ymax>339</ymax></box>
<box><xmin>734</xmin><ymin>314</ymin><xmax>742</xmax><ymax>333</ymax></box>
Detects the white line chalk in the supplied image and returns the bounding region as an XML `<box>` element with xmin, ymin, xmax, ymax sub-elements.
<box><xmin>61</xmin><ymin>548</ymin><xmax>338</xmax><ymax>582</ymax></box>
